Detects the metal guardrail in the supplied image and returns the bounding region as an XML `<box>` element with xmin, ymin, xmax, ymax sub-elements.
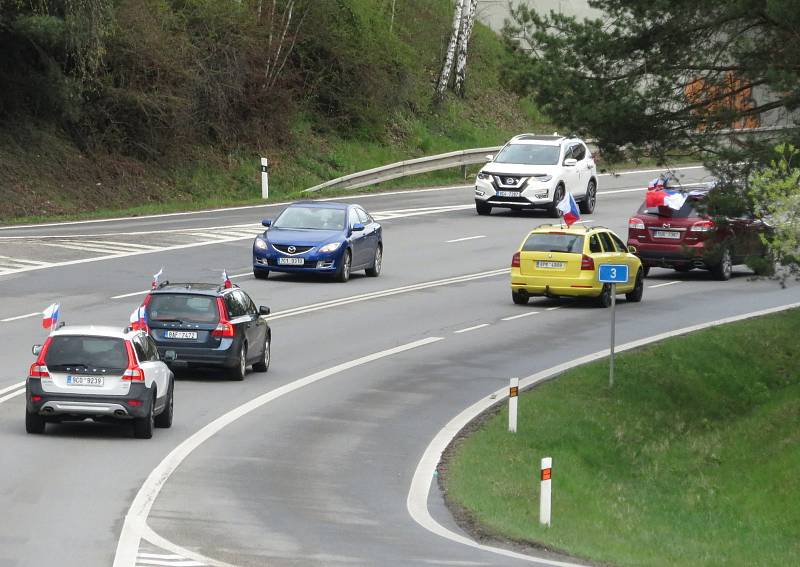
<box><xmin>303</xmin><ymin>146</ymin><xmax>502</xmax><ymax>193</ymax></box>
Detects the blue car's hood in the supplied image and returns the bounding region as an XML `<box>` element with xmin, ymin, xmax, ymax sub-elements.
<box><xmin>264</xmin><ymin>227</ymin><xmax>342</xmax><ymax>246</ymax></box>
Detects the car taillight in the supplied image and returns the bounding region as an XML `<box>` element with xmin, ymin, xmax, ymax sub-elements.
<box><xmin>581</xmin><ymin>254</ymin><xmax>595</xmax><ymax>270</ymax></box>
<box><xmin>28</xmin><ymin>364</ymin><xmax>49</xmax><ymax>379</ymax></box>
<box><xmin>123</xmin><ymin>340</ymin><xmax>145</xmax><ymax>381</ymax></box>
<box><xmin>690</xmin><ymin>220</ymin><xmax>715</xmax><ymax>232</ymax></box>
<box><xmin>628</xmin><ymin>217</ymin><xmax>645</xmax><ymax>230</ymax></box>
<box><xmin>511</xmin><ymin>252</ymin><xmax>520</xmax><ymax>268</ymax></box>
<box><xmin>212</xmin><ymin>297</ymin><xmax>235</xmax><ymax>338</ymax></box>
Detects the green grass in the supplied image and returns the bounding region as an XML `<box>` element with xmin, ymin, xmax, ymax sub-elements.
<box><xmin>444</xmin><ymin>309</ymin><xmax>800</xmax><ymax>566</ymax></box>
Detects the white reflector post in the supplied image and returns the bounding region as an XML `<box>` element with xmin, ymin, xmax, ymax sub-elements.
<box><xmin>540</xmin><ymin>457</ymin><xmax>552</xmax><ymax>527</ymax></box>
<box><xmin>508</xmin><ymin>377</ymin><xmax>519</xmax><ymax>433</ymax></box>
<box><xmin>260</xmin><ymin>157</ymin><xmax>269</xmax><ymax>200</ymax></box>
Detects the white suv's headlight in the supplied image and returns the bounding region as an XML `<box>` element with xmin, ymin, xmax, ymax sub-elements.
<box><xmin>477</xmin><ymin>172</ymin><xmax>492</xmax><ymax>180</ymax></box>
<box><xmin>254</xmin><ymin>237</ymin><xmax>268</xmax><ymax>250</ymax></box>
<box><xmin>319</xmin><ymin>242</ymin><xmax>342</xmax><ymax>253</ymax></box>
<box><xmin>533</xmin><ymin>175</ymin><xmax>553</xmax><ymax>183</ymax></box>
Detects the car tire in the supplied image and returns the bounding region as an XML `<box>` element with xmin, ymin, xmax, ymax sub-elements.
<box><xmin>154</xmin><ymin>380</ymin><xmax>173</xmax><ymax>429</ymax></box>
<box><xmin>579</xmin><ymin>179</ymin><xmax>596</xmax><ymax>214</ymax></box>
<box><xmin>335</xmin><ymin>250</ymin><xmax>352</xmax><ymax>283</ymax></box>
<box><xmin>25</xmin><ymin>410</ymin><xmax>46</xmax><ymax>434</ymax></box>
<box><xmin>475</xmin><ymin>200</ymin><xmax>492</xmax><ymax>216</ymax></box>
<box><xmin>252</xmin><ymin>334</ymin><xmax>270</xmax><ymax>373</ymax></box>
<box><xmin>229</xmin><ymin>343</ymin><xmax>247</xmax><ymax>381</ymax></box>
<box><xmin>548</xmin><ymin>185</ymin><xmax>565</xmax><ymax>218</ymax></box>
<box><xmin>512</xmin><ymin>290</ymin><xmax>529</xmax><ymax>305</ymax></box>
<box><xmin>365</xmin><ymin>245</ymin><xmax>382</xmax><ymax>277</ymax></box>
<box><xmin>711</xmin><ymin>247</ymin><xmax>732</xmax><ymax>281</ymax></box>
<box><xmin>597</xmin><ymin>283</ymin><xmax>613</xmax><ymax>308</ymax></box>
<box><xmin>134</xmin><ymin>392</ymin><xmax>155</xmax><ymax>439</ymax></box>
<box><xmin>625</xmin><ymin>270</ymin><xmax>644</xmax><ymax>302</ymax></box>
<box><xmin>254</xmin><ymin>269</ymin><xmax>269</xmax><ymax>280</ymax></box>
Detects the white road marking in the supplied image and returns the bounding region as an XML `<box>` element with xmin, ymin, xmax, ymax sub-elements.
<box><xmin>229</xmin><ymin>272</ymin><xmax>251</xmax><ymax>279</ymax></box>
<box><xmin>111</xmin><ymin>290</ymin><xmax>151</xmax><ymax>299</ymax></box>
<box><xmin>44</xmin><ymin>242</ymin><xmax>123</xmax><ymax>254</ymax></box>
<box><xmin>0</xmin><ymin>381</ymin><xmax>26</xmax><ymax>397</ymax></box>
<box><xmin>501</xmin><ymin>311</ymin><xmax>540</xmax><ymax>321</ymax></box>
<box><xmin>649</xmin><ymin>280</ymin><xmax>682</xmax><ymax>289</ymax></box>
<box><xmin>546</xmin><ymin>306</ymin><xmax>561</xmax><ymax>311</ymax></box>
<box><xmin>454</xmin><ymin>324</ymin><xmax>490</xmax><ymax>334</ymax></box>
<box><xmin>0</xmin><ymin>387</ymin><xmax>25</xmax><ymax>405</ymax></box>
<box><xmin>113</xmin><ymin>336</ymin><xmax>445</xmax><ymax>567</ymax></box>
<box><xmin>136</xmin><ymin>560</ymin><xmax>204</xmax><ymax>567</ymax></box>
<box><xmin>407</xmin><ymin>300</ymin><xmax>800</xmax><ymax>566</ymax></box>
<box><xmin>446</xmin><ymin>235</ymin><xmax>486</xmax><ymax>243</ymax></box>
<box><xmin>600</xmin><ymin>165</ymin><xmax>705</xmax><ymax>177</ymax></box>
<box><xmin>0</xmin><ymin>255</ymin><xmax>49</xmax><ymax>266</ymax></box>
<box><xmin>1</xmin><ymin>312</ymin><xmax>40</xmax><ymax>322</ymax></box>
<box><xmin>137</xmin><ymin>554</ymin><xmax>187</xmax><ymax>560</ymax></box>
<box><xmin>80</xmin><ymin>240</ymin><xmax>161</xmax><ymax>251</ymax></box>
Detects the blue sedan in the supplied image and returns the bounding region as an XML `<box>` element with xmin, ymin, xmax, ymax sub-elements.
<box><xmin>252</xmin><ymin>201</ymin><xmax>383</xmax><ymax>282</ymax></box>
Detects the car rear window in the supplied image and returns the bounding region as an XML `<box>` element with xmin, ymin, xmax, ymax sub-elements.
<box><xmin>639</xmin><ymin>198</ymin><xmax>702</xmax><ymax>218</ymax></box>
<box><xmin>45</xmin><ymin>336</ymin><xmax>128</xmax><ymax>371</ymax></box>
<box><xmin>147</xmin><ymin>294</ymin><xmax>220</xmax><ymax>324</ymax></box>
<box><xmin>522</xmin><ymin>233</ymin><xmax>585</xmax><ymax>253</ymax></box>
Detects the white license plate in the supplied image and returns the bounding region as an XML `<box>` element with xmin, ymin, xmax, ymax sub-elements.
<box><xmin>165</xmin><ymin>330</ymin><xmax>198</xmax><ymax>340</ymax></box>
<box><xmin>497</xmin><ymin>191</ymin><xmax>521</xmax><ymax>197</ymax></box>
<box><xmin>653</xmin><ymin>230</ymin><xmax>681</xmax><ymax>239</ymax></box>
<box><xmin>66</xmin><ymin>375</ymin><xmax>104</xmax><ymax>387</ymax></box>
<box><xmin>536</xmin><ymin>260</ymin><xmax>566</xmax><ymax>269</ymax></box>
<box><xmin>278</xmin><ymin>257</ymin><xmax>305</xmax><ymax>265</ymax></box>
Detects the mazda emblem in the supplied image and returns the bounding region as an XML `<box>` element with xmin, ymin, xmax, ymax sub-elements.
<box><xmin>287</xmin><ymin>245</ymin><xmax>296</xmax><ymax>253</ymax></box>
<box><xmin>662</xmin><ymin>223</ymin><xmax>670</xmax><ymax>229</ymax></box>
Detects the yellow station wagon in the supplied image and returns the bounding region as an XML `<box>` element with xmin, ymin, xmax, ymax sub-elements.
<box><xmin>510</xmin><ymin>225</ymin><xmax>644</xmax><ymax>307</ymax></box>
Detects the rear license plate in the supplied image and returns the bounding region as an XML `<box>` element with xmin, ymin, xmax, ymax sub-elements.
<box><xmin>165</xmin><ymin>330</ymin><xmax>198</xmax><ymax>340</ymax></box>
<box><xmin>497</xmin><ymin>191</ymin><xmax>521</xmax><ymax>197</ymax></box>
<box><xmin>66</xmin><ymin>375</ymin><xmax>104</xmax><ymax>387</ymax></box>
<box><xmin>278</xmin><ymin>257</ymin><xmax>305</xmax><ymax>265</ymax></box>
<box><xmin>653</xmin><ymin>230</ymin><xmax>681</xmax><ymax>239</ymax></box>
<box><xmin>536</xmin><ymin>260</ymin><xmax>566</xmax><ymax>269</ymax></box>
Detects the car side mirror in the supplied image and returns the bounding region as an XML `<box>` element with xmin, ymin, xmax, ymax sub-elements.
<box><xmin>628</xmin><ymin>245</ymin><xmax>637</xmax><ymax>254</ymax></box>
<box><xmin>485</xmin><ymin>154</ymin><xmax>494</xmax><ymax>162</ymax></box>
<box><xmin>563</xmin><ymin>158</ymin><xmax>578</xmax><ymax>167</ymax></box>
<box><xmin>261</xmin><ymin>218</ymin><xmax>272</xmax><ymax>227</ymax></box>
<box><xmin>164</xmin><ymin>350</ymin><xmax>177</xmax><ymax>362</ymax></box>
<box><xmin>259</xmin><ymin>305</ymin><xmax>271</xmax><ymax>316</ymax></box>
<box><xmin>351</xmin><ymin>223</ymin><xmax>365</xmax><ymax>232</ymax></box>
<box><xmin>32</xmin><ymin>344</ymin><xmax>42</xmax><ymax>356</ymax></box>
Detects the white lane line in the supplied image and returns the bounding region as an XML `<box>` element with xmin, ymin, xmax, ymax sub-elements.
<box><xmin>407</xmin><ymin>299</ymin><xmax>800</xmax><ymax>566</ymax></box>
<box><xmin>1</xmin><ymin>312</ymin><xmax>40</xmax><ymax>322</ymax></box>
<box><xmin>113</xmin><ymin>336</ymin><xmax>445</xmax><ymax>567</ymax></box>
<box><xmin>137</xmin><ymin>554</ymin><xmax>187</xmax><ymax>560</ymax></box>
<box><xmin>546</xmin><ymin>306</ymin><xmax>561</xmax><ymax>311</ymax></box>
<box><xmin>454</xmin><ymin>324</ymin><xmax>490</xmax><ymax>334</ymax></box>
<box><xmin>135</xmin><ymin>561</ymin><xmax>204</xmax><ymax>567</ymax></box>
<box><xmin>80</xmin><ymin>240</ymin><xmax>161</xmax><ymax>251</ymax></box>
<box><xmin>649</xmin><ymin>281</ymin><xmax>682</xmax><ymax>289</ymax></box>
<box><xmin>501</xmin><ymin>311</ymin><xmax>540</xmax><ymax>321</ymax></box>
<box><xmin>111</xmin><ymin>290</ymin><xmax>151</xmax><ymax>300</ymax></box>
<box><xmin>0</xmin><ymin>381</ymin><xmax>26</xmax><ymax>397</ymax></box>
<box><xmin>44</xmin><ymin>242</ymin><xmax>123</xmax><ymax>254</ymax></box>
<box><xmin>230</xmin><ymin>272</ymin><xmax>251</xmax><ymax>279</ymax></box>
<box><xmin>0</xmin><ymin>256</ymin><xmax>49</xmax><ymax>266</ymax></box>
<box><xmin>446</xmin><ymin>235</ymin><xmax>486</xmax><ymax>243</ymax></box>
<box><xmin>600</xmin><ymin>165</ymin><xmax>704</xmax><ymax>177</ymax></box>
<box><xmin>0</xmin><ymin>387</ymin><xmax>25</xmax><ymax>405</ymax></box>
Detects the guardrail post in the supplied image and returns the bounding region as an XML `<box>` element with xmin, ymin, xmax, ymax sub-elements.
<box><xmin>260</xmin><ymin>157</ymin><xmax>269</xmax><ymax>200</ymax></box>
<box><xmin>461</xmin><ymin>164</ymin><xmax>467</xmax><ymax>179</ymax></box>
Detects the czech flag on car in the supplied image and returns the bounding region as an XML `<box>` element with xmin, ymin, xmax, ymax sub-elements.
<box><xmin>222</xmin><ymin>269</ymin><xmax>232</xmax><ymax>289</ymax></box>
<box><xmin>645</xmin><ymin>175</ymin><xmax>687</xmax><ymax>210</ymax></box>
<box><xmin>556</xmin><ymin>192</ymin><xmax>581</xmax><ymax>226</ymax></box>
<box><xmin>129</xmin><ymin>305</ymin><xmax>148</xmax><ymax>331</ymax></box>
<box><xmin>42</xmin><ymin>303</ymin><xmax>60</xmax><ymax>331</ymax></box>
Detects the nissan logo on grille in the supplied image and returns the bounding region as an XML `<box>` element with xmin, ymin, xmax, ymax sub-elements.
<box><xmin>505</xmin><ymin>177</ymin><xmax>517</xmax><ymax>185</ymax></box>
<box><xmin>287</xmin><ymin>245</ymin><xmax>296</xmax><ymax>253</ymax></box>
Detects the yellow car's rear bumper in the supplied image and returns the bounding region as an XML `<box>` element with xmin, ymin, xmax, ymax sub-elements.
<box><xmin>511</xmin><ymin>270</ymin><xmax>603</xmax><ymax>298</ymax></box>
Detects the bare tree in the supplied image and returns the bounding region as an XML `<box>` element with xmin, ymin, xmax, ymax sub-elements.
<box><xmin>389</xmin><ymin>0</ymin><xmax>397</xmax><ymax>33</ymax></box>
<box><xmin>262</xmin><ymin>0</ymin><xmax>307</xmax><ymax>89</ymax></box>
<box><xmin>435</xmin><ymin>0</ymin><xmax>465</xmax><ymax>101</ymax></box>
<box><xmin>453</xmin><ymin>0</ymin><xmax>477</xmax><ymax>97</ymax></box>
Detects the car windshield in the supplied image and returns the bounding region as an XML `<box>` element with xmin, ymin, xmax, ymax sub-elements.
<box><xmin>147</xmin><ymin>294</ymin><xmax>220</xmax><ymax>324</ymax></box>
<box><xmin>494</xmin><ymin>143</ymin><xmax>561</xmax><ymax>166</ymax></box>
<box><xmin>639</xmin><ymin>198</ymin><xmax>702</xmax><ymax>218</ymax></box>
<box><xmin>273</xmin><ymin>206</ymin><xmax>346</xmax><ymax>230</ymax></box>
<box><xmin>523</xmin><ymin>233</ymin><xmax>585</xmax><ymax>253</ymax></box>
<box><xmin>45</xmin><ymin>336</ymin><xmax>128</xmax><ymax>371</ymax></box>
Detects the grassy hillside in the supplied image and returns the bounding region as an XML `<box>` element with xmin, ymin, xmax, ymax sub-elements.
<box><xmin>0</xmin><ymin>0</ymin><xmax>544</xmax><ymax>224</ymax></box>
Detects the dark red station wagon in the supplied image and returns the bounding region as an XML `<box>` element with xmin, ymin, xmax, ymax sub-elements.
<box><xmin>626</xmin><ymin>188</ymin><xmax>769</xmax><ymax>280</ymax></box>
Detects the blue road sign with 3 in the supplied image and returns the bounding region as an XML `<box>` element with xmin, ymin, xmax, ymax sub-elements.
<box><xmin>598</xmin><ymin>264</ymin><xmax>629</xmax><ymax>283</ymax></box>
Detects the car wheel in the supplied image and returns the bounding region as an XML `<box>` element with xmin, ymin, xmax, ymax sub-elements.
<box><xmin>365</xmin><ymin>245</ymin><xmax>382</xmax><ymax>277</ymax></box>
<box><xmin>154</xmin><ymin>380</ymin><xmax>173</xmax><ymax>428</ymax></box>
<box><xmin>254</xmin><ymin>269</ymin><xmax>269</xmax><ymax>280</ymax></box>
<box><xmin>229</xmin><ymin>343</ymin><xmax>247</xmax><ymax>381</ymax></box>
<box><xmin>253</xmin><ymin>334</ymin><xmax>270</xmax><ymax>373</ymax></box>
<box><xmin>25</xmin><ymin>410</ymin><xmax>46</xmax><ymax>434</ymax></box>
<box><xmin>512</xmin><ymin>290</ymin><xmax>529</xmax><ymax>305</ymax></box>
<box><xmin>548</xmin><ymin>185</ymin><xmax>565</xmax><ymax>218</ymax></box>
<box><xmin>579</xmin><ymin>179</ymin><xmax>596</xmax><ymax>214</ymax></box>
<box><xmin>711</xmin><ymin>247</ymin><xmax>732</xmax><ymax>281</ymax></box>
<box><xmin>597</xmin><ymin>283</ymin><xmax>613</xmax><ymax>307</ymax></box>
<box><xmin>475</xmin><ymin>200</ymin><xmax>492</xmax><ymax>216</ymax></box>
<box><xmin>625</xmin><ymin>270</ymin><xmax>644</xmax><ymax>303</ymax></box>
<box><xmin>134</xmin><ymin>392</ymin><xmax>155</xmax><ymax>439</ymax></box>
<box><xmin>336</xmin><ymin>250</ymin><xmax>352</xmax><ymax>283</ymax></box>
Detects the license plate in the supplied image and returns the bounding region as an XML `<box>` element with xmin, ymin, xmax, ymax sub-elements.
<box><xmin>165</xmin><ymin>330</ymin><xmax>198</xmax><ymax>340</ymax></box>
<box><xmin>497</xmin><ymin>191</ymin><xmax>521</xmax><ymax>197</ymax></box>
<box><xmin>278</xmin><ymin>257</ymin><xmax>305</xmax><ymax>265</ymax></box>
<box><xmin>536</xmin><ymin>260</ymin><xmax>566</xmax><ymax>269</ymax></box>
<box><xmin>66</xmin><ymin>375</ymin><xmax>104</xmax><ymax>387</ymax></box>
<box><xmin>653</xmin><ymin>230</ymin><xmax>681</xmax><ymax>239</ymax></box>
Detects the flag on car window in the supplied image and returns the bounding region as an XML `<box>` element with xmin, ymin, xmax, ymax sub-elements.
<box><xmin>42</xmin><ymin>303</ymin><xmax>60</xmax><ymax>330</ymax></box>
<box><xmin>129</xmin><ymin>305</ymin><xmax>147</xmax><ymax>331</ymax></box>
<box><xmin>556</xmin><ymin>192</ymin><xmax>581</xmax><ymax>226</ymax></box>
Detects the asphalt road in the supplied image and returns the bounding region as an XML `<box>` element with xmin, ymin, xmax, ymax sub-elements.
<box><xmin>1</xmin><ymin>165</ymin><xmax>796</xmax><ymax>567</ymax></box>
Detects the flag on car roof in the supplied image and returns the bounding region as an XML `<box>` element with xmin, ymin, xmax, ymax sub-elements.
<box><xmin>556</xmin><ymin>192</ymin><xmax>581</xmax><ymax>226</ymax></box>
<box><xmin>645</xmin><ymin>189</ymin><xmax>688</xmax><ymax>210</ymax></box>
<box><xmin>42</xmin><ymin>303</ymin><xmax>60</xmax><ymax>331</ymax></box>
<box><xmin>152</xmin><ymin>267</ymin><xmax>164</xmax><ymax>289</ymax></box>
<box><xmin>222</xmin><ymin>269</ymin><xmax>232</xmax><ymax>289</ymax></box>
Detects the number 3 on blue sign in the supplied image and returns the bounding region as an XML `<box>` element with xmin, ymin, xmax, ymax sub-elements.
<box><xmin>610</xmin><ymin>267</ymin><xmax>617</xmax><ymax>279</ymax></box>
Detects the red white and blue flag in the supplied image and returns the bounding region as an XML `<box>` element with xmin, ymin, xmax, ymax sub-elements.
<box><xmin>222</xmin><ymin>269</ymin><xmax>232</xmax><ymax>289</ymax></box>
<box><xmin>129</xmin><ymin>305</ymin><xmax>147</xmax><ymax>331</ymax></box>
<box><xmin>42</xmin><ymin>303</ymin><xmax>60</xmax><ymax>331</ymax></box>
<box><xmin>151</xmin><ymin>267</ymin><xmax>164</xmax><ymax>289</ymax></box>
<box><xmin>556</xmin><ymin>192</ymin><xmax>581</xmax><ymax>226</ymax></box>
<box><xmin>646</xmin><ymin>175</ymin><xmax>687</xmax><ymax>210</ymax></box>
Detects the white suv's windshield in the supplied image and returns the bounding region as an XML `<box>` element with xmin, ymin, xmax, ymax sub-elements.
<box><xmin>494</xmin><ymin>143</ymin><xmax>560</xmax><ymax>166</ymax></box>
<box><xmin>273</xmin><ymin>206</ymin><xmax>346</xmax><ymax>230</ymax></box>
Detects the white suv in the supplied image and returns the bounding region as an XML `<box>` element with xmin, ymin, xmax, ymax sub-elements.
<box><xmin>474</xmin><ymin>134</ymin><xmax>598</xmax><ymax>217</ymax></box>
<box><xmin>25</xmin><ymin>326</ymin><xmax>175</xmax><ymax>439</ymax></box>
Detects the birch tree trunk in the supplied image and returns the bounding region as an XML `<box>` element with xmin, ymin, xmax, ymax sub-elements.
<box><xmin>435</xmin><ymin>0</ymin><xmax>465</xmax><ymax>101</ymax></box>
<box><xmin>389</xmin><ymin>0</ymin><xmax>396</xmax><ymax>33</ymax></box>
<box><xmin>454</xmin><ymin>0</ymin><xmax>477</xmax><ymax>97</ymax></box>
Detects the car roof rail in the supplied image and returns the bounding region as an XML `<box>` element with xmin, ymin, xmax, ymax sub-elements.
<box><xmin>157</xmin><ymin>280</ymin><xmax>170</xmax><ymax>289</ymax></box>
